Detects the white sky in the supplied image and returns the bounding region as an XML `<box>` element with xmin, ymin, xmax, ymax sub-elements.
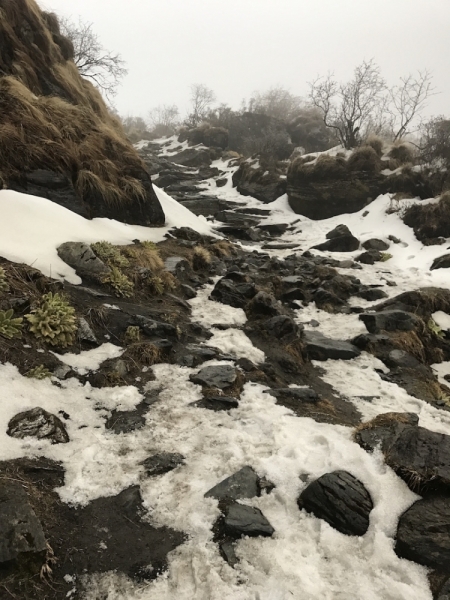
<box><xmin>39</xmin><ymin>0</ymin><xmax>450</xmax><ymax>121</ymax></box>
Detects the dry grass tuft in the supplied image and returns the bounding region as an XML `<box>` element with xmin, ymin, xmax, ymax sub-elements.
<box><xmin>347</xmin><ymin>145</ymin><xmax>382</xmax><ymax>173</ymax></box>
<box><xmin>288</xmin><ymin>153</ymin><xmax>348</xmax><ymax>181</ymax></box>
<box><xmin>122</xmin><ymin>244</ymin><xmax>164</xmax><ymax>272</ymax></box>
<box><xmin>192</xmin><ymin>246</ymin><xmax>212</xmax><ymax>270</ymax></box>
<box><xmin>209</xmin><ymin>240</ymin><xmax>234</xmax><ymax>258</ymax></box>
<box><xmin>123</xmin><ymin>342</ymin><xmax>162</xmax><ymax>366</ymax></box>
<box><xmin>403</xmin><ymin>192</ymin><xmax>450</xmax><ymax>240</ymax></box>
<box><xmin>364</xmin><ymin>135</ymin><xmax>384</xmax><ymax>157</ymax></box>
<box><xmin>388</xmin><ymin>142</ymin><xmax>415</xmax><ymax>165</ymax></box>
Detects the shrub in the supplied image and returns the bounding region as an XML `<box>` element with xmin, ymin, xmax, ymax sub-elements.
<box><xmin>124</xmin><ymin>326</ymin><xmax>140</xmax><ymax>344</ymax></box>
<box><xmin>365</xmin><ymin>135</ymin><xmax>384</xmax><ymax>157</ymax></box>
<box><xmin>0</xmin><ymin>309</ymin><xmax>23</xmax><ymax>339</ymax></box>
<box><xmin>403</xmin><ymin>192</ymin><xmax>450</xmax><ymax>240</ymax></box>
<box><xmin>289</xmin><ymin>153</ymin><xmax>348</xmax><ymax>181</ymax></box>
<box><xmin>101</xmin><ymin>266</ymin><xmax>134</xmax><ymax>298</ymax></box>
<box><xmin>0</xmin><ymin>267</ymin><xmax>9</xmax><ymax>293</ymax></box>
<box><xmin>192</xmin><ymin>247</ymin><xmax>212</xmax><ymax>270</ymax></box>
<box><xmin>388</xmin><ymin>143</ymin><xmax>415</xmax><ymax>165</ymax></box>
<box><xmin>26</xmin><ymin>293</ymin><xmax>76</xmax><ymax>347</ymax></box>
<box><xmin>91</xmin><ymin>241</ymin><xmax>130</xmax><ymax>268</ymax></box>
<box><xmin>25</xmin><ymin>365</ymin><xmax>52</xmax><ymax>379</ymax></box>
<box><xmin>347</xmin><ymin>145</ymin><xmax>382</xmax><ymax>173</ymax></box>
<box><xmin>123</xmin><ymin>242</ymin><xmax>164</xmax><ymax>271</ymax></box>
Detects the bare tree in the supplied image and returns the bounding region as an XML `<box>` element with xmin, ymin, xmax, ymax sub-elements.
<box><xmin>148</xmin><ymin>104</ymin><xmax>180</xmax><ymax>131</ymax></box>
<box><xmin>309</xmin><ymin>60</ymin><xmax>387</xmax><ymax>148</ymax></box>
<box><xmin>186</xmin><ymin>84</ymin><xmax>216</xmax><ymax>127</ymax></box>
<box><xmin>389</xmin><ymin>71</ymin><xmax>435</xmax><ymax>140</ymax></box>
<box><xmin>59</xmin><ymin>16</ymin><xmax>127</xmax><ymax>100</ymax></box>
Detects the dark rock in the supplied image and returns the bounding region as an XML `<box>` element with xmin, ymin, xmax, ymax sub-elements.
<box><xmin>134</xmin><ymin>315</ymin><xmax>178</xmax><ymax>338</ymax></box>
<box><xmin>297</xmin><ymin>470</ymin><xmax>373</xmax><ymax>536</ymax></box>
<box><xmin>326</xmin><ymin>224</ymin><xmax>352</xmax><ymax>239</ymax></box>
<box><xmin>57</xmin><ymin>242</ymin><xmax>110</xmax><ymax>280</ymax></box>
<box><xmin>396</xmin><ymin>496</ymin><xmax>450</xmax><ymax>570</ymax></box>
<box><xmin>194</xmin><ymin>395</ymin><xmax>239</xmax><ymax>411</ymax></box>
<box><xmin>387</xmin><ymin>349</ymin><xmax>422</xmax><ymax>369</ymax></box>
<box><xmin>219</xmin><ymin>541</ymin><xmax>239</xmax><ymax>567</ymax></box>
<box><xmin>77</xmin><ymin>316</ymin><xmax>98</xmax><ymax>344</ymax></box>
<box><xmin>181</xmin><ymin>284</ymin><xmax>197</xmax><ymax>299</ymax></box>
<box><xmin>105</xmin><ymin>409</ymin><xmax>146</xmax><ymax>434</ymax></box>
<box><xmin>263</xmin><ymin>242</ymin><xmax>301</xmax><ymax>250</ymax></box>
<box><xmin>269</xmin><ymin>387</ymin><xmax>320</xmax><ymax>403</ymax></box>
<box><xmin>248</xmin><ymin>291</ymin><xmax>281</xmax><ymax>316</ymax></box>
<box><xmin>356</xmin><ymin>250</ymin><xmax>382</xmax><ymax>265</ymax></box>
<box><xmin>205</xmin><ymin>466</ymin><xmax>260</xmax><ymax>501</ymax></box>
<box><xmin>362</xmin><ymin>238</ymin><xmax>390</xmax><ymax>251</ymax></box>
<box><xmin>313</xmin><ymin>234</ymin><xmax>360</xmax><ymax>253</ymax></box>
<box><xmin>170</xmin><ymin>227</ymin><xmax>205</xmax><ymax>242</ymax></box>
<box><xmin>7</xmin><ymin>407</ymin><xmax>69</xmax><ymax>444</ymax></box>
<box><xmin>313</xmin><ymin>288</ymin><xmax>345</xmax><ymax>308</ymax></box>
<box><xmin>281</xmin><ymin>288</ymin><xmax>306</xmax><ymax>302</ymax></box>
<box><xmin>236</xmin><ymin>357</ymin><xmax>256</xmax><ymax>372</ymax></box>
<box><xmin>217</xmin><ymin>226</ymin><xmax>262</xmax><ymax>242</ymax></box>
<box><xmin>210</xmin><ymin>278</ymin><xmax>257</xmax><ymax>308</ymax></box>
<box><xmin>232</xmin><ymin>162</ymin><xmax>287</xmax><ymax>204</ymax></box>
<box><xmin>0</xmin><ymin>481</ymin><xmax>47</xmax><ymax>570</ymax></box>
<box><xmin>304</xmin><ymin>331</ymin><xmax>361</xmax><ymax>361</ymax></box>
<box><xmin>176</xmin><ymin>345</ymin><xmax>220</xmax><ymax>368</ymax></box>
<box><xmin>257</xmin><ymin>223</ymin><xmax>289</xmax><ymax>236</ymax></box>
<box><xmin>190</xmin><ymin>365</ymin><xmax>237</xmax><ymax>389</ymax></box>
<box><xmin>215</xmin><ymin>210</ymin><xmax>261</xmax><ymax>227</ymax></box>
<box><xmin>223</xmin><ymin>503</ymin><xmax>275</xmax><ymax>538</ymax></box>
<box><xmin>216</xmin><ymin>177</ymin><xmax>228</xmax><ymax>187</ymax></box>
<box><xmin>431</xmin><ymin>254</ymin><xmax>450</xmax><ymax>271</ymax></box>
<box><xmin>265</xmin><ymin>315</ymin><xmax>299</xmax><ymax>337</ymax></box>
<box><xmin>168</xmin><ymin>147</ymin><xmax>212</xmax><ymax>167</ymax></box>
<box><xmin>359</xmin><ymin>310</ymin><xmax>420</xmax><ymax>333</ymax></box>
<box><xmin>141</xmin><ymin>452</ymin><xmax>185</xmax><ymax>476</ymax></box>
<box><xmin>357</xmin><ymin>287</ymin><xmax>388</xmax><ymax>301</ymax></box>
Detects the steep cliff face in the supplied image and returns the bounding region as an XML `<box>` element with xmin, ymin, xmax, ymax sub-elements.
<box><xmin>0</xmin><ymin>0</ymin><xmax>165</xmax><ymax>225</ymax></box>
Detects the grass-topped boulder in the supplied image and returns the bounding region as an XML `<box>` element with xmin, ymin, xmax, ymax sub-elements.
<box><xmin>0</xmin><ymin>0</ymin><xmax>165</xmax><ymax>226</ymax></box>
<box><xmin>403</xmin><ymin>192</ymin><xmax>450</xmax><ymax>242</ymax></box>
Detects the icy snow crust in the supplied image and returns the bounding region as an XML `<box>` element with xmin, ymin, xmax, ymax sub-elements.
<box><xmin>3</xmin><ymin>146</ymin><xmax>450</xmax><ymax>597</ymax></box>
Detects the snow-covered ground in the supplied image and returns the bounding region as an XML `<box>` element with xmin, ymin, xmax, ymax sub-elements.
<box><xmin>1</xmin><ymin>144</ymin><xmax>450</xmax><ymax>598</ymax></box>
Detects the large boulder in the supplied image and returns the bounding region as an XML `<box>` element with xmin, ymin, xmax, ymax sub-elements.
<box><xmin>298</xmin><ymin>471</ymin><xmax>373</xmax><ymax>536</ymax></box>
<box><xmin>7</xmin><ymin>407</ymin><xmax>69</xmax><ymax>444</ymax></box>
<box><xmin>304</xmin><ymin>331</ymin><xmax>361</xmax><ymax>361</ymax></box>
<box><xmin>232</xmin><ymin>161</ymin><xmax>287</xmax><ymax>204</ymax></box>
<box><xmin>179</xmin><ymin>125</ymin><xmax>229</xmax><ymax>149</ymax></box>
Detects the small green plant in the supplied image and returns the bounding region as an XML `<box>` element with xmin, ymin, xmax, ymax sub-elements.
<box><xmin>380</xmin><ymin>252</ymin><xmax>393</xmax><ymax>262</ymax></box>
<box><xmin>0</xmin><ymin>309</ymin><xmax>23</xmax><ymax>339</ymax></box>
<box><xmin>26</xmin><ymin>292</ymin><xmax>77</xmax><ymax>347</ymax></box>
<box><xmin>148</xmin><ymin>276</ymin><xmax>164</xmax><ymax>295</ymax></box>
<box><xmin>91</xmin><ymin>241</ymin><xmax>130</xmax><ymax>268</ymax></box>
<box><xmin>25</xmin><ymin>365</ymin><xmax>52</xmax><ymax>380</ymax></box>
<box><xmin>124</xmin><ymin>325</ymin><xmax>140</xmax><ymax>343</ymax></box>
<box><xmin>141</xmin><ymin>241</ymin><xmax>158</xmax><ymax>251</ymax></box>
<box><xmin>102</xmin><ymin>266</ymin><xmax>134</xmax><ymax>298</ymax></box>
<box><xmin>428</xmin><ymin>318</ymin><xmax>445</xmax><ymax>338</ymax></box>
<box><xmin>0</xmin><ymin>267</ymin><xmax>9</xmax><ymax>293</ymax></box>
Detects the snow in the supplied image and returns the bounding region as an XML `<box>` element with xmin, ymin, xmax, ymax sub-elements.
<box><xmin>52</xmin><ymin>343</ymin><xmax>124</xmax><ymax>375</ymax></box>
<box><xmin>188</xmin><ymin>279</ymin><xmax>247</xmax><ymax>327</ymax></box>
<box><xmin>0</xmin><ymin>187</ymin><xmax>214</xmax><ymax>285</ymax></box>
<box><xmin>206</xmin><ymin>328</ymin><xmax>265</xmax><ymax>363</ymax></box>
<box><xmin>433</xmin><ymin>310</ymin><xmax>450</xmax><ymax>331</ymax></box>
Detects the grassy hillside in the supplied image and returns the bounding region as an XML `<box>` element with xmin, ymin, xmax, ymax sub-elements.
<box><xmin>0</xmin><ymin>0</ymin><xmax>165</xmax><ymax>225</ymax></box>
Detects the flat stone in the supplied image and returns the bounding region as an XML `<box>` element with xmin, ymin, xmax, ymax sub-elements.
<box><xmin>362</xmin><ymin>238</ymin><xmax>390</xmax><ymax>251</ymax></box>
<box><xmin>134</xmin><ymin>315</ymin><xmax>178</xmax><ymax>338</ymax></box>
<box><xmin>194</xmin><ymin>395</ymin><xmax>239</xmax><ymax>411</ymax></box>
<box><xmin>205</xmin><ymin>466</ymin><xmax>260</xmax><ymax>501</ymax></box>
<box><xmin>356</xmin><ymin>250</ymin><xmax>383</xmax><ymax>264</ymax></box>
<box><xmin>304</xmin><ymin>331</ymin><xmax>361</xmax><ymax>361</ymax></box>
<box><xmin>431</xmin><ymin>254</ymin><xmax>450</xmax><ymax>270</ymax></box>
<box><xmin>7</xmin><ymin>407</ymin><xmax>69</xmax><ymax>444</ymax></box>
<box><xmin>223</xmin><ymin>503</ymin><xmax>275</xmax><ymax>538</ymax></box>
<box><xmin>396</xmin><ymin>496</ymin><xmax>450</xmax><ymax>570</ymax></box>
<box><xmin>359</xmin><ymin>310</ymin><xmax>420</xmax><ymax>333</ymax></box>
<box><xmin>298</xmin><ymin>470</ymin><xmax>373</xmax><ymax>536</ymax></box>
<box><xmin>219</xmin><ymin>541</ymin><xmax>239</xmax><ymax>567</ymax></box>
<box><xmin>141</xmin><ymin>452</ymin><xmax>185</xmax><ymax>476</ymax></box>
<box><xmin>57</xmin><ymin>242</ymin><xmax>110</xmax><ymax>280</ymax></box>
<box><xmin>0</xmin><ymin>481</ymin><xmax>47</xmax><ymax>569</ymax></box>
<box><xmin>190</xmin><ymin>365</ymin><xmax>237</xmax><ymax>389</ymax></box>
<box><xmin>269</xmin><ymin>387</ymin><xmax>320</xmax><ymax>403</ymax></box>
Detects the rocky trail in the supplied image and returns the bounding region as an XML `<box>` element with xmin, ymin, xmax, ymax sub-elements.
<box><xmin>1</xmin><ymin>138</ymin><xmax>450</xmax><ymax>600</ymax></box>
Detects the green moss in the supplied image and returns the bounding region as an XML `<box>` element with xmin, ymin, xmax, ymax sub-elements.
<box><xmin>25</xmin><ymin>365</ymin><xmax>52</xmax><ymax>379</ymax></box>
<box><xmin>428</xmin><ymin>318</ymin><xmax>445</xmax><ymax>338</ymax></box>
<box><xmin>141</xmin><ymin>240</ymin><xmax>158</xmax><ymax>252</ymax></box>
<box><xmin>380</xmin><ymin>252</ymin><xmax>393</xmax><ymax>262</ymax></box>
<box><xmin>0</xmin><ymin>309</ymin><xmax>23</xmax><ymax>339</ymax></box>
<box><xmin>91</xmin><ymin>241</ymin><xmax>130</xmax><ymax>268</ymax></box>
<box><xmin>0</xmin><ymin>267</ymin><xmax>9</xmax><ymax>293</ymax></box>
<box><xmin>124</xmin><ymin>325</ymin><xmax>140</xmax><ymax>343</ymax></box>
<box><xmin>26</xmin><ymin>292</ymin><xmax>77</xmax><ymax>347</ymax></box>
<box><xmin>101</xmin><ymin>266</ymin><xmax>134</xmax><ymax>298</ymax></box>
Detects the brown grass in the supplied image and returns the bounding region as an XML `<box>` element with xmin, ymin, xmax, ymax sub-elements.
<box><xmin>288</xmin><ymin>153</ymin><xmax>348</xmax><ymax>181</ymax></box>
<box><xmin>192</xmin><ymin>246</ymin><xmax>212</xmax><ymax>270</ymax></box>
<box><xmin>364</xmin><ymin>135</ymin><xmax>384</xmax><ymax>157</ymax></box>
<box><xmin>123</xmin><ymin>342</ymin><xmax>162</xmax><ymax>366</ymax></box>
<box><xmin>388</xmin><ymin>143</ymin><xmax>415</xmax><ymax>165</ymax></box>
<box><xmin>123</xmin><ymin>244</ymin><xmax>164</xmax><ymax>272</ymax></box>
<box><xmin>0</xmin><ymin>0</ymin><xmax>150</xmax><ymax>207</ymax></box>
<box><xmin>209</xmin><ymin>240</ymin><xmax>234</xmax><ymax>258</ymax></box>
<box><xmin>403</xmin><ymin>192</ymin><xmax>450</xmax><ymax>240</ymax></box>
<box><xmin>354</xmin><ymin>412</ymin><xmax>415</xmax><ymax>436</ymax></box>
<box><xmin>347</xmin><ymin>145</ymin><xmax>382</xmax><ymax>173</ymax></box>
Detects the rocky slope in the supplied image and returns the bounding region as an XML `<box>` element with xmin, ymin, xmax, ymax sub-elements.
<box><xmin>0</xmin><ymin>0</ymin><xmax>164</xmax><ymax>225</ymax></box>
<box><xmin>0</xmin><ymin>136</ymin><xmax>450</xmax><ymax>599</ymax></box>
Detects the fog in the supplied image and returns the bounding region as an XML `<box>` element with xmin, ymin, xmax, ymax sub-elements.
<box><xmin>40</xmin><ymin>0</ymin><xmax>450</xmax><ymax>119</ymax></box>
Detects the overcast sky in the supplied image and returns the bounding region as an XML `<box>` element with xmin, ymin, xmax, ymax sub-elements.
<box><xmin>40</xmin><ymin>0</ymin><xmax>449</xmax><ymax>121</ymax></box>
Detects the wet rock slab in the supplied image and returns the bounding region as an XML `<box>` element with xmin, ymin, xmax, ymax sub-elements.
<box><xmin>223</xmin><ymin>503</ymin><xmax>275</xmax><ymax>538</ymax></box>
<box><xmin>359</xmin><ymin>310</ymin><xmax>420</xmax><ymax>333</ymax></box>
<box><xmin>304</xmin><ymin>331</ymin><xmax>361</xmax><ymax>360</ymax></box>
<box><xmin>141</xmin><ymin>452</ymin><xmax>185</xmax><ymax>477</ymax></box>
<box><xmin>194</xmin><ymin>395</ymin><xmax>239</xmax><ymax>411</ymax></box>
<box><xmin>298</xmin><ymin>470</ymin><xmax>373</xmax><ymax>536</ymax></box>
<box><xmin>205</xmin><ymin>466</ymin><xmax>261</xmax><ymax>501</ymax></box>
<box><xmin>190</xmin><ymin>365</ymin><xmax>237</xmax><ymax>389</ymax></box>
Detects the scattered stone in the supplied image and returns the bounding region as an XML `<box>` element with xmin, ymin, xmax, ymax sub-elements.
<box><xmin>134</xmin><ymin>315</ymin><xmax>178</xmax><ymax>338</ymax></box>
<box><xmin>223</xmin><ymin>503</ymin><xmax>275</xmax><ymax>538</ymax></box>
<box><xmin>141</xmin><ymin>452</ymin><xmax>185</xmax><ymax>476</ymax></box>
<box><xmin>190</xmin><ymin>365</ymin><xmax>237</xmax><ymax>389</ymax></box>
<box><xmin>357</xmin><ymin>287</ymin><xmax>388</xmax><ymax>301</ymax></box>
<box><xmin>326</xmin><ymin>224</ymin><xmax>352</xmax><ymax>239</ymax></box>
<box><xmin>57</xmin><ymin>242</ymin><xmax>109</xmax><ymax>280</ymax></box>
<box><xmin>205</xmin><ymin>467</ymin><xmax>260</xmax><ymax>501</ymax></box>
<box><xmin>248</xmin><ymin>291</ymin><xmax>281</xmax><ymax>316</ymax></box>
<box><xmin>359</xmin><ymin>310</ymin><xmax>420</xmax><ymax>333</ymax></box>
<box><xmin>257</xmin><ymin>223</ymin><xmax>289</xmax><ymax>236</ymax></box>
<box><xmin>219</xmin><ymin>541</ymin><xmax>239</xmax><ymax>567</ymax></box>
<box><xmin>210</xmin><ymin>278</ymin><xmax>257</xmax><ymax>308</ymax></box>
<box><xmin>216</xmin><ymin>177</ymin><xmax>228</xmax><ymax>187</ymax></box>
<box><xmin>0</xmin><ymin>481</ymin><xmax>47</xmax><ymax>571</ymax></box>
<box><xmin>356</xmin><ymin>250</ymin><xmax>382</xmax><ymax>265</ymax></box>
<box><xmin>7</xmin><ymin>407</ymin><xmax>69</xmax><ymax>444</ymax></box>
<box><xmin>304</xmin><ymin>331</ymin><xmax>361</xmax><ymax>361</ymax></box>
<box><xmin>396</xmin><ymin>496</ymin><xmax>450</xmax><ymax>570</ymax></box>
<box><xmin>431</xmin><ymin>254</ymin><xmax>450</xmax><ymax>271</ymax></box>
<box><xmin>77</xmin><ymin>316</ymin><xmax>98</xmax><ymax>344</ymax></box>
<box><xmin>313</xmin><ymin>234</ymin><xmax>360</xmax><ymax>253</ymax></box>
<box><xmin>362</xmin><ymin>238</ymin><xmax>390</xmax><ymax>251</ymax></box>
<box><xmin>105</xmin><ymin>408</ymin><xmax>146</xmax><ymax>434</ymax></box>
<box><xmin>298</xmin><ymin>470</ymin><xmax>373</xmax><ymax>536</ymax></box>
<box><xmin>268</xmin><ymin>387</ymin><xmax>320</xmax><ymax>403</ymax></box>
<box><xmin>265</xmin><ymin>315</ymin><xmax>299</xmax><ymax>337</ymax></box>
<box><xmin>194</xmin><ymin>395</ymin><xmax>239</xmax><ymax>411</ymax></box>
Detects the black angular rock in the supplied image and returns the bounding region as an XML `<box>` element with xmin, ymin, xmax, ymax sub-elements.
<box><xmin>362</xmin><ymin>238</ymin><xmax>390</xmax><ymax>251</ymax></box>
<box><xmin>223</xmin><ymin>503</ymin><xmax>275</xmax><ymax>538</ymax></box>
<box><xmin>269</xmin><ymin>387</ymin><xmax>320</xmax><ymax>403</ymax></box>
<box><xmin>313</xmin><ymin>234</ymin><xmax>360</xmax><ymax>253</ymax></box>
<box><xmin>304</xmin><ymin>331</ymin><xmax>361</xmax><ymax>360</ymax></box>
<box><xmin>194</xmin><ymin>395</ymin><xmax>239</xmax><ymax>411</ymax></box>
<box><xmin>134</xmin><ymin>315</ymin><xmax>178</xmax><ymax>338</ymax></box>
<box><xmin>298</xmin><ymin>470</ymin><xmax>373</xmax><ymax>536</ymax></box>
<box><xmin>431</xmin><ymin>254</ymin><xmax>450</xmax><ymax>270</ymax></box>
<box><xmin>190</xmin><ymin>365</ymin><xmax>237</xmax><ymax>389</ymax></box>
<box><xmin>7</xmin><ymin>407</ymin><xmax>69</xmax><ymax>444</ymax></box>
<box><xmin>219</xmin><ymin>541</ymin><xmax>239</xmax><ymax>567</ymax></box>
<box><xmin>356</xmin><ymin>287</ymin><xmax>388</xmax><ymax>301</ymax></box>
<box><xmin>326</xmin><ymin>224</ymin><xmax>352</xmax><ymax>239</ymax></box>
<box><xmin>248</xmin><ymin>291</ymin><xmax>281</xmax><ymax>316</ymax></box>
<box><xmin>396</xmin><ymin>496</ymin><xmax>450</xmax><ymax>570</ymax></box>
<box><xmin>359</xmin><ymin>310</ymin><xmax>420</xmax><ymax>333</ymax></box>
<box><xmin>356</xmin><ymin>250</ymin><xmax>382</xmax><ymax>265</ymax></box>
<box><xmin>141</xmin><ymin>452</ymin><xmax>185</xmax><ymax>476</ymax></box>
<box><xmin>265</xmin><ymin>315</ymin><xmax>299</xmax><ymax>337</ymax></box>
<box><xmin>205</xmin><ymin>466</ymin><xmax>260</xmax><ymax>501</ymax></box>
<box><xmin>210</xmin><ymin>278</ymin><xmax>257</xmax><ymax>308</ymax></box>
<box><xmin>0</xmin><ymin>481</ymin><xmax>47</xmax><ymax>570</ymax></box>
